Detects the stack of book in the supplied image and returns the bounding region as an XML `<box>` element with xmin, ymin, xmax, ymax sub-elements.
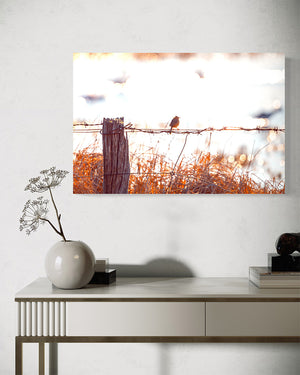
<box><xmin>249</xmin><ymin>253</ymin><xmax>300</xmax><ymax>288</ymax></box>
<box><xmin>89</xmin><ymin>258</ymin><xmax>116</xmax><ymax>285</ymax></box>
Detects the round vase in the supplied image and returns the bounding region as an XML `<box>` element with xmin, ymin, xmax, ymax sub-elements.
<box><xmin>45</xmin><ymin>240</ymin><xmax>95</xmax><ymax>289</ymax></box>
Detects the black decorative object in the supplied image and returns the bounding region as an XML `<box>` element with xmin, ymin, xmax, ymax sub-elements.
<box><xmin>268</xmin><ymin>253</ymin><xmax>300</xmax><ymax>272</ymax></box>
<box><xmin>89</xmin><ymin>269</ymin><xmax>116</xmax><ymax>284</ymax></box>
<box><xmin>275</xmin><ymin>232</ymin><xmax>300</xmax><ymax>255</ymax></box>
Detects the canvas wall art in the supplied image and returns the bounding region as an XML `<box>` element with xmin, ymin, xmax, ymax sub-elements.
<box><xmin>73</xmin><ymin>53</ymin><xmax>285</xmax><ymax>194</ymax></box>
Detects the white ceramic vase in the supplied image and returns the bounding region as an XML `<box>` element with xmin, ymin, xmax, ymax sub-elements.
<box><xmin>45</xmin><ymin>240</ymin><xmax>95</xmax><ymax>289</ymax></box>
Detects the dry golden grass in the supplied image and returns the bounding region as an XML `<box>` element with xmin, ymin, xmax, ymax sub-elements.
<box><xmin>73</xmin><ymin>150</ymin><xmax>103</xmax><ymax>194</ymax></box>
<box><xmin>73</xmin><ymin>145</ymin><xmax>284</xmax><ymax>194</ymax></box>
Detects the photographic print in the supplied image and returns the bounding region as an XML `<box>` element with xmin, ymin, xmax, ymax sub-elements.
<box><xmin>73</xmin><ymin>53</ymin><xmax>285</xmax><ymax>194</ymax></box>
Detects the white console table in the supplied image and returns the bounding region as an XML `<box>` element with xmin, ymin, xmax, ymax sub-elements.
<box><xmin>15</xmin><ymin>277</ymin><xmax>300</xmax><ymax>374</ymax></box>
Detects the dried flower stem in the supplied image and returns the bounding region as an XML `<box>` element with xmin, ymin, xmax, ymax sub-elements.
<box><xmin>48</xmin><ymin>187</ymin><xmax>67</xmax><ymax>241</ymax></box>
<box><xmin>39</xmin><ymin>217</ymin><xmax>62</xmax><ymax>237</ymax></box>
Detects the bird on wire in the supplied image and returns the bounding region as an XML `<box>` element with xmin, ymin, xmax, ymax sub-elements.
<box><xmin>169</xmin><ymin>116</ymin><xmax>180</xmax><ymax>134</ymax></box>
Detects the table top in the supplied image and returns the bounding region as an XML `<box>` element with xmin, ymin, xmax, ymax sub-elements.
<box><xmin>15</xmin><ymin>277</ymin><xmax>300</xmax><ymax>301</ymax></box>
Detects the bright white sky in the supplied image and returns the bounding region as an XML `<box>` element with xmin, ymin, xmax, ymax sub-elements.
<box><xmin>73</xmin><ymin>53</ymin><xmax>284</xmax><ymax>129</ymax></box>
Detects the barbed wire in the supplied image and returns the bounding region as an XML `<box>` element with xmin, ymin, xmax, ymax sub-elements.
<box><xmin>74</xmin><ymin>171</ymin><xmax>183</xmax><ymax>177</ymax></box>
<box><xmin>73</xmin><ymin>166</ymin><xmax>257</xmax><ymax>178</ymax></box>
<box><xmin>73</xmin><ymin>124</ymin><xmax>285</xmax><ymax>134</ymax></box>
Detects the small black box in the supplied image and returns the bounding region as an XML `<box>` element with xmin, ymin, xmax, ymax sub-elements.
<box><xmin>268</xmin><ymin>253</ymin><xmax>300</xmax><ymax>272</ymax></box>
<box><xmin>89</xmin><ymin>269</ymin><xmax>116</xmax><ymax>284</ymax></box>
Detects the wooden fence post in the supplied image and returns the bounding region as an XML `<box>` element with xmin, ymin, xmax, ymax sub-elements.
<box><xmin>102</xmin><ymin>117</ymin><xmax>130</xmax><ymax>194</ymax></box>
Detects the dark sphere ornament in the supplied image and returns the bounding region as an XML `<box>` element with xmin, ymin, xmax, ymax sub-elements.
<box><xmin>276</xmin><ymin>232</ymin><xmax>300</xmax><ymax>255</ymax></box>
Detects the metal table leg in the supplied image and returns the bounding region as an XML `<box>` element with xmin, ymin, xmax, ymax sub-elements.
<box><xmin>49</xmin><ymin>342</ymin><xmax>58</xmax><ymax>375</ymax></box>
<box><xmin>39</xmin><ymin>342</ymin><xmax>45</xmax><ymax>375</ymax></box>
<box><xmin>15</xmin><ymin>338</ymin><xmax>22</xmax><ymax>375</ymax></box>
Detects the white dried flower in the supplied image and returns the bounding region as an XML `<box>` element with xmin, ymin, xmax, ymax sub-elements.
<box><xmin>25</xmin><ymin>167</ymin><xmax>69</xmax><ymax>193</ymax></box>
<box><xmin>19</xmin><ymin>197</ymin><xmax>49</xmax><ymax>235</ymax></box>
<box><xmin>20</xmin><ymin>167</ymin><xmax>69</xmax><ymax>241</ymax></box>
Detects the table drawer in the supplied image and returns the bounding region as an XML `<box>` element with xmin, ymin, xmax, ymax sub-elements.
<box><xmin>206</xmin><ymin>302</ymin><xmax>300</xmax><ymax>336</ymax></box>
<box><xmin>67</xmin><ymin>302</ymin><xmax>205</xmax><ymax>336</ymax></box>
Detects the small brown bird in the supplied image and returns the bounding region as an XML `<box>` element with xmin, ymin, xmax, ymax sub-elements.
<box><xmin>169</xmin><ymin>116</ymin><xmax>180</xmax><ymax>133</ymax></box>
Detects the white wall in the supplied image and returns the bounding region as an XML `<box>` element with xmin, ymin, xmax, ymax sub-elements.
<box><xmin>1</xmin><ymin>0</ymin><xmax>299</xmax><ymax>374</ymax></box>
